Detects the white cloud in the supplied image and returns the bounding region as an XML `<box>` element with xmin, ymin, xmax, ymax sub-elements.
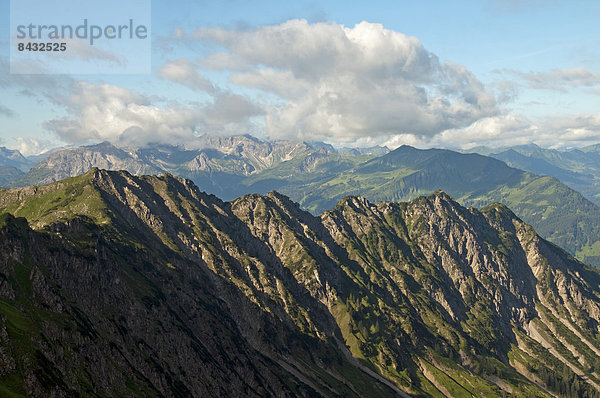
<box><xmin>428</xmin><ymin>112</ymin><xmax>600</xmax><ymax>150</ymax></box>
<box><xmin>43</xmin><ymin>81</ymin><xmax>262</xmax><ymax>146</ymax></box>
<box><xmin>539</xmin><ymin>113</ymin><xmax>600</xmax><ymax>148</ymax></box>
<box><xmin>182</xmin><ymin>19</ymin><xmax>498</xmax><ymax>143</ymax></box>
<box><xmin>342</xmin><ymin>111</ymin><xmax>600</xmax><ymax>151</ymax></box>
<box><xmin>433</xmin><ymin>114</ymin><xmax>537</xmax><ymax>148</ymax></box>
<box><xmin>10</xmin><ymin>18</ymin><xmax>600</xmax><ymax>151</ymax></box>
<box><xmin>12</xmin><ymin>137</ymin><xmax>53</xmax><ymax>156</ymax></box>
<box><xmin>158</xmin><ymin>58</ymin><xmax>215</xmax><ymax>92</ymax></box>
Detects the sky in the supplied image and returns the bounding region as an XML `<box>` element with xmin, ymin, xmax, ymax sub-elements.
<box><xmin>1</xmin><ymin>0</ymin><xmax>600</xmax><ymax>155</ymax></box>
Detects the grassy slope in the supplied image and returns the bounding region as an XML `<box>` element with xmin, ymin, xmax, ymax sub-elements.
<box><xmin>490</xmin><ymin>145</ymin><xmax>600</xmax><ymax>205</ymax></box>
<box><xmin>0</xmin><ymin>169</ymin><xmax>111</xmax><ymax>228</ymax></box>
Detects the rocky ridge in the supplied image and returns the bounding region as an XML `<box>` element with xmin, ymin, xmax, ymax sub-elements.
<box><xmin>1</xmin><ymin>169</ymin><xmax>600</xmax><ymax>396</ymax></box>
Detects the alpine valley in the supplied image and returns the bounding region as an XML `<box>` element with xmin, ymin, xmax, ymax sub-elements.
<box><xmin>2</xmin><ymin>168</ymin><xmax>600</xmax><ymax>396</ymax></box>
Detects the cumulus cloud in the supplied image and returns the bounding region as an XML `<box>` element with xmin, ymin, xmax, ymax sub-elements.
<box><xmin>12</xmin><ymin>137</ymin><xmax>56</xmax><ymax>156</ymax></box>
<box><xmin>428</xmin><ymin>112</ymin><xmax>600</xmax><ymax>150</ymax></box>
<box><xmin>432</xmin><ymin>113</ymin><xmax>537</xmax><ymax>148</ymax></box>
<box><xmin>43</xmin><ymin>81</ymin><xmax>262</xmax><ymax>147</ymax></box>
<box><xmin>342</xmin><ymin>110</ymin><xmax>600</xmax><ymax>151</ymax></box>
<box><xmin>158</xmin><ymin>58</ymin><xmax>215</xmax><ymax>92</ymax></box>
<box><xmin>328</xmin><ymin>114</ymin><xmax>533</xmax><ymax>150</ymax></box>
<box><xmin>539</xmin><ymin>113</ymin><xmax>600</xmax><ymax>147</ymax></box>
<box><xmin>180</xmin><ymin>19</ymin><xmax>498</xmax><ymax>143</ymax></box>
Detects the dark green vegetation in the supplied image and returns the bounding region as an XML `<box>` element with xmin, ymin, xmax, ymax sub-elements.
<box><xmin>2</xmin><ymin>169</ymin><xmax>600</xmax><ymax>396</ymax></box>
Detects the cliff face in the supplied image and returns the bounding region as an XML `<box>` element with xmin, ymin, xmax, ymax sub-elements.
<box><xmin>1</xmin><ymin>169</ymin><xmax>600</xmax><ymax>397</ymax></box>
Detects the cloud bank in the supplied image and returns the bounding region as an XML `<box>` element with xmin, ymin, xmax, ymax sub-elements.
<box><xmin>158</xmin><ymin>58</ymin><xmax>215</xmax><ymax>92</ymax></box>
<box><xmin>173</xmin><ymin>20</ymin><xmax>499</xmax><ymax>143</ymax></box>
<box><xmin>31</xmin><ymin>20</ymin><xmax>600</xmax><ymax>150</ymax></box>
<box><xmin>43</xmin><ymin>82</ymin><xmax>262</xmax><ymax>147</ymax></box>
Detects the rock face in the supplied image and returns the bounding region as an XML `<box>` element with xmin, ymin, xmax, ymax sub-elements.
<box><xmin>5</xmin><ymin>137</ymin><xmax>339</xmax><ymax>190</ymax></box>
<box><xmin>7</xmin><ymin>142</ymin><xmax>162</xmax><ymax>188</ymax></box>
<box><xmin>1</xmin><ymin>169</ymin><xmax>600</xmax><ymax>397</ymax></box>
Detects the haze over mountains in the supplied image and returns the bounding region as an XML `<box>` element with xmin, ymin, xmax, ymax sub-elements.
<box><xmin>2</xmin><ymin>169</ymin><xmax>600</xmax><ymax>396</ymax></box>
<box><xmin>0</xmin><ymin>147</ymin><xmax>35</xmax><ymax>172</ymax></box>
<box><xmin>2</xmin><ymin>136</ymin><xmax>600</xmax><ymax>267</ymax></box>
<box><xmin>468</xmin><ymin>144</ymin><xmax>600</xmax><ymax>207</ymax></box>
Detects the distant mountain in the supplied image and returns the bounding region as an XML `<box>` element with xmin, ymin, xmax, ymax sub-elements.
<box><xmin>580</xmin><ymin>143</ymin><xmax>600</xmax><ymax>154</ymax></box>
<box><xmin>469</xmin><ymin>144</ymin><xmax>600</xmax><ymax>206</ymax></box>
<box><xmin>25</xmin><ymin>146</ymin><xmax>68</xmax><ymax>165</ymax></box>
<box><xmin>492</xmin><ymin>149</ymin><xmax>579</xmax><ymax>182</ymax></box>
<box><xmin>0</xmin><ymin>165</ymin><xmax>23</xmax><ymax>185</ymax></box>
<box><xmin>338</xmin><ymin>145</ymin><xmax>391</xmax><ymax>156</ymax></box>
<box><xmin>5</xmin><ymin>142</ymin><xmax>161</xmax><ymax>188</ymax></box>
<box><xmin>0</xmin><ymin>146</ymin><xmax>34</xmax><ymax>172</ymax></box>
<box><xmin>4</xmin><ymin>137</ymin><xmax>350</xmax><ymax>191</ymax></box>
<box><xmin>1</xmin><ymin>169</ymin><xmax>600</xmax><ymax>396</ymax></box>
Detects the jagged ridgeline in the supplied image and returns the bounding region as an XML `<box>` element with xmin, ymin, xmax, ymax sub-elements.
<box><xmin>1</xmin><ymin>169</ymin><xmax>600</xmax><ymax>397</ymax></box>
<box><xmin>6</xmin><ymin>140</ymin><xmax>600</xmax><ymax>267</ymax></box>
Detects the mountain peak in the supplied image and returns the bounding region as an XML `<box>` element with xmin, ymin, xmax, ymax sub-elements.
<box><xmin>432</xmin><ymin>188</ymin><xmax>455</xmax><ymax>200</ymax></box>
<box><xmin>333</xmin><ymin>195</ymin><xmax>374</xmax><ymax>212</ymax></box>
<box><xmin>414</xmin><ymin>189</ymin><xmax>461</xmax><ymax>211</ymax></box>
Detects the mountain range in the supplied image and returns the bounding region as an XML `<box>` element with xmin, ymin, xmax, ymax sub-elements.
<box><xmin>468</xmin><ymin>144</ymin><xmax>600</xmax><ymax>207</ymax></box>
<box><xmin>1</xmin><ymin>136</ymin><xmax>376</xmax><ymax>192</ymax></box>
<box><xmin>1</xmin><ymin>169</ymin><xmax>600</xmax><ymax>396</ymax></box>
<box><xmin>0</xmin><ymin>147</ymin><xmax>35</xmax><ymax>172</ymax></box>
<box><xmin>2</xmin><ymin>137</ymin><xmax>600</xmax><ymax>268</ymax></box>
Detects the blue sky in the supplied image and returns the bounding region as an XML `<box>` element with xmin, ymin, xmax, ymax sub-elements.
<box><xmin>1</xmin><ymin>0</ymin><xmax>600</xmax><ymax>154</ymax></box>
